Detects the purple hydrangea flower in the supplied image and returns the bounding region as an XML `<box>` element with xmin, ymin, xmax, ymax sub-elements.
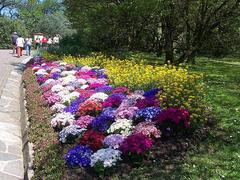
<box><xmin>59</xmin><ymin>125</ymin><xmax>86</xmax><ymax>143</ymax></box>
<box><xmin>95</xmin><ymin>85</ymin><xmax>113</xmax><ymax>93</ymax></box>
<box><xmin>91</xmin><ymin>115</ymin><xmax>114</xmax><ymax>132</ymax></box>
<box><xmin>135</xmin><ymin>107</ymin><xmax>161</xmax><ymax>121</ymax></box>
<box><xmin>143</xmin><ymin>88</ymin><xmax>161</xmax><ymax>98</ymax></box>
<box><xmin>50</xmin><ymin>72</ymin><xmax>61</xmax><ymax>80</ymax></box>
<box><xmin>103</xmin><ymin>134</ymin><xmax>125</xmax><ymax>149</ymax></box>
<box><xmin>100</xmin><ymin>107</ymin><xmax>116</xmax><ymax>119</ymax></box>
<box><xmin>64</xmin><ymin>96</ymin><xmax>85</xmax><ymax>114</ymax></box>
<box><xmin>65</xmin><ymin>145</ymin><xmax>93</xmax><ymax>168</ymax></box>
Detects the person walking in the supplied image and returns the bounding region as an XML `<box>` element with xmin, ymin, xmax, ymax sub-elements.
<box><xmin>16</xmin><ymin>35</ymin><xmax>25</xmax><ymax>58</ymax></box>
<box><xmin>42</xmin><ymin>36</ymin><xmax>48</xmax><ymax>49</ymax></box>
<box><xmin>11</xmin><ymin>32</ymin><xmax>18</xmax><ymax>55</ymax></box>
<box><xmin>25</xmin><ymin>36</ymin><xmax>32</xmax><ymax>56</ymax></box>
<box><xmin>47</xmin><ymin>37</ymin><xmax>53</xmax><ymax>47</ymax></box>
<box><xmin>35</xmin><ymin>37</ymin><xmax>41</xmax><ymax>51</ymax></box>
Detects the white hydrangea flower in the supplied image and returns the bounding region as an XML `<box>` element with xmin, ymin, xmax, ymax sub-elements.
<box><xmin>127</xmin><ymin>93</ymin><xmax>145</xmax><ymax>101</ymax></box>
<box><xmin>80</xmin><ymin>85</ymin><xmax>89</xmax><ymax>89</ymax></box>
<box><xmin>107</xmin><ymin>119</ymin><xmax>134</xmax><ymax>136</ymax></box>
<box><xmin>89</xmin><ymin>92</ymin><xmax>108</xmax><ymax>101</ymax></box>
<box><xmin>35</xmin><ymin>69</ymin><xmax>48</xmax><ymax>75</ymax></box>
<box><xmin>90</xmin><ymin>148</ymin><xmax>122</xmax><ymax>168</ymax></box>
<box><xmin>42</xmin><ymin>79</ymin><xmax>55</xmax><ymax>86</ymax></box>
<box><xmin>32</xmin><ymin>66</ymin><xmax>41</xmax><ymax>71</ymax></box>
<box><xmin>59</xmin><ymin>75</ymin><xmax>77</xmax><ymax>86</ymax></box>
<box><xmin>50</xmin><ymin>68</ymin><xmax>61</xmax><ymax>74</ymax></box>
<box><xmin>57</xmin><ymin>89</ymin><xmax>71</xmax><ymax>98</ymax></box>
<box><xmin>81</xmin><ymin>66</ymin><xmax>92</xmax><ymax>71</ymax></box>
<box><xmin>59</xmin><ymin>125</ymin><xmax>86</xmax><ymax>143</ymax></box>
<box><xmin>77</xmin><ymin>78</ymin><xmax>87</xmax><ymax>85</ymax></box>
<box><xmin>51</xmin><ymin>84</ymin><xmax>65</xmax><ymax>93</ymax></box>
<box><xmin>87</xmin><ymin>78</ymin><xmax>107</xmax><ymax>84</ymax></box>
<box><xmin>61</xmin><ymin>92</ymin><xmax>80</xmax><ymax>105</ymax></box>
<box><xmin>50</xmin><ymin>103</ymin><xmax>66</xmax><ymax>113</ymax></box>
<box><xmin>65</xmin><ymin>85</ymin><xmax>75</xmax><ymax>92</ymax></box>
<box><xmin>61</xmin><ymin>70</ymin><xmax>76</xmax><ymax>77</ymax></box>
<box><xmin>51</xmin><ymin>112</ymin><xmax>75</xmax><ymax>128</ymax></box>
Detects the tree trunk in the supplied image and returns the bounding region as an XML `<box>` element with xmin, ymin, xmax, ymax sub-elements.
<box><xmin>165</xmin><ymin>42</ymin><xmax>174</xmax><ymax>64</ymax></box>
<box><xmin>177</xmin><ymin>47</ymin><xmax>197</xmax><ymax>64</ymax></box>
<box><xmin>163</xmin><ymin>22</ymin><xmax>174</xmax><ymax>64</ymax></box>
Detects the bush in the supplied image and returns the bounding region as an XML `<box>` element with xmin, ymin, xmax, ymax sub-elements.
<box><xmin>41</xmin><ymin>51</ymin><xmax>60</xmax><ymax>61</ymax></box>
<box><xmin>63</xmin><ymin>54</ymin><xmax>207</xmax><ymax>122</ymax></box>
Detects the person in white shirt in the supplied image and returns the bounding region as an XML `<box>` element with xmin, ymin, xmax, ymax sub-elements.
<box><xmin>53</xmin><ymin>36</ymin><xmax>59</xmax><ymax>44</ymax></box>
<box><xmin>16</xmin><ymin>35</ymin><xmax>25</xmax><ymax>58</ymax></box>
<box><xmin>47</xmin><ymin>38</ymin><xmax>53</xmax><ymax>46</ymax></box>
<box><xmin>25</xmin><ymin>37</ymin><xmax>32</xmax><ymax>56</ymax></box>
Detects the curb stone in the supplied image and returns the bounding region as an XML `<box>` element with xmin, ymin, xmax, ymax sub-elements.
<box><xmin>19</xmin><ymin>57</ymin><xmax>34</xmax><ymax>180</ymax></box>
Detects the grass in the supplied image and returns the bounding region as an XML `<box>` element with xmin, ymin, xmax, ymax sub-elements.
<box><xmin>124</xmin><ymin>55</ymin><xmax>240</xmax><ymax>179</ymax></box>
<box><xmin>182</xmin><ymin>58</ymin><xmax>240</xmax><ymax>179</ymax></box>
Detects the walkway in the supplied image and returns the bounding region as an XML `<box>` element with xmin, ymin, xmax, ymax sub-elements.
<box><xmin>0</xmin><ymin>50</ymin><xmax>31</xmax><ymax>180</ymax></box>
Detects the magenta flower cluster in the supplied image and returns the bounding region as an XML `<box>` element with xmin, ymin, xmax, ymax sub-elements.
<box><xmin>120</xmin><ymin>133</ymin><xmax>153</xmax><ymax>154</ymax></box>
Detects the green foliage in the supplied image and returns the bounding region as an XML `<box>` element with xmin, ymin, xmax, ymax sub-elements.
<box><xmin>0</xmin><ymin>17</ymin><xmax>28</xmax><ymax>48</ymax></box>
<box><xmin>50</xmin><ymin>33</ymin><xmax>91</xmax><ymax>56</ymax></box>
<box><xmin>18</xmin><ymin>0</ymin><xmax>62</xmax><ymax>34</ymax></box>
<box><xmin>63</xmin><ymin>0</ymin><xmax>240</xmax><ymax>63</ymax></box>
<box><xmin>0</xmin><ymin>0</ymin><xmax>75</xmax><ymax>48</ymax></box>
<box><xmin>36</xmin><ymin>12</ymin><xmax>75</xmax><ymax>37</ymax></box>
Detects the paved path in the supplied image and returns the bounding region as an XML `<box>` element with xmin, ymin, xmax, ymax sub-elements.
<box><xmin>0</xmin><ymin>50</ymin><xmax>31</xmax><ymax>180</ymax></box>
<box><xmin>0</xmin><ymin>50</ymin><xmax>27</xmax><ymax>96</ymax></box>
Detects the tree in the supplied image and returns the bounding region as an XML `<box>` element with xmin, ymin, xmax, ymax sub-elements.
<box><xmin>177</xmin><ymin>0</ymin><xmax>240</xmax><ymax>63</ymax></box>
<box><xmin>36</xmin><ymin>12</ymin><xmax>74</xmax><ymax>37</ymax></box>
<box><xmin>0</xmin><ymin>16</ymin><xmax>27</xmax><ymax>48</ymax></box>
<box><xmin>0</xmin><ymin>0</ymin><xmax>73</xmax><ymax>48</ymax></box>
<box><xmin>63</xmin><ymin>0</ymin><xmax>240</xmax><ymax>63</ymax></box>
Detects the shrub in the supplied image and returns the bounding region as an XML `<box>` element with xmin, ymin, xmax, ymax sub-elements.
<box><xmin>41</xmin><ymin>51</ymin><xmax>60</xmax><ymax>61</ymax></box>
<box><xmin>63</xmin><ymin>55</ymin><xmax>207</xmax><ymax>122</ymax></box>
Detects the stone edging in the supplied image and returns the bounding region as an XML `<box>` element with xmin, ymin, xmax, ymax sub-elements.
<box><xmin>19</xmin><ymin>57</ymin><xmax>34</xmax><ymax>180</ymax></box>
<box><xmin>20</xmin><ymin>80</ymin><xmax>34</xmax><ymax>180</ymax></box>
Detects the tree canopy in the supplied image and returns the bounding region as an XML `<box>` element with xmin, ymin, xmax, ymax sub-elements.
<box><xmin>0</xmin><ymin>0</ymin><xmax>74</xmax><ymax>48</ymax></box>
<box><xmin>64</xmin><ymin>0</ymin><xmax>240</xmax><ymax>63</ymax></box>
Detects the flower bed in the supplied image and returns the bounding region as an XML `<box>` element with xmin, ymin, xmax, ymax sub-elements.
<box><xmin>63</xmin><ymin>54</ymin><xmax>207</xmax><ymax>121</ymax></box>
<box><xmin>25</xmin><ymin>56</ymin><xmax>207</xmax><ymax>177</ymax></box>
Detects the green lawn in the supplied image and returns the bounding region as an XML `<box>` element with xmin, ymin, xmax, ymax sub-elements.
<box><xmin>122</xmin><ymin>56</ymin><xmax>240</xmax><ymax>179</ymax></box>
<box><xmin>182</xmin><ymin>58</ymin><xmax>240</xmax><ymax>179</ymax></box>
